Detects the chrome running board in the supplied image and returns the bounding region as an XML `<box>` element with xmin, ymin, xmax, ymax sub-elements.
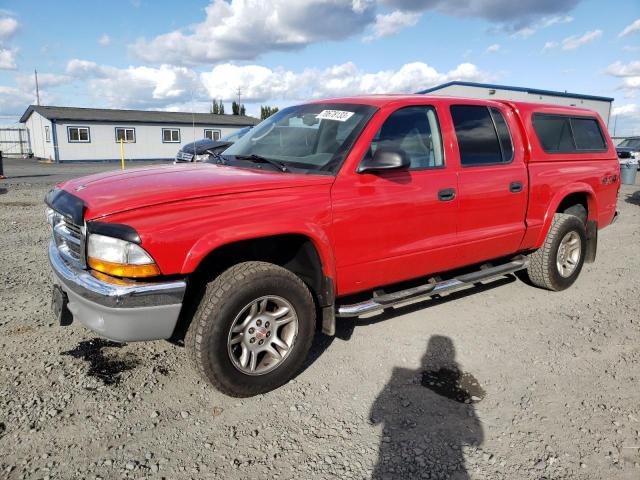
<box><xmin>336</xmin><ymin>257</ymin><xmax>529</xmax><ymax>318</ymax></box>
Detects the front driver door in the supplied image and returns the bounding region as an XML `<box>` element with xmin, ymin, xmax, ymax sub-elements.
<box><xmin>331</xmin><ymin>104</ymin><xmax>460</xmax><ymax>296</ymax></box>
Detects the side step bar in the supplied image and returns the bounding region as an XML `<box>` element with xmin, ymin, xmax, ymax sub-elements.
<box><xmin>336</xmin><ymin>257</ymin><xmax>529</xmax><ymax>318</ymax></box>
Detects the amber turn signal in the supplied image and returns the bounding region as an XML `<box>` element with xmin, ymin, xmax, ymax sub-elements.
<box><xmin>88</xmin><ymin>257</ymin><xmax>161</xmax><ymax>279</ymax></box>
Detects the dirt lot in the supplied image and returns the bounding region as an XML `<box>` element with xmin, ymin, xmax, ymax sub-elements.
<box><xmin>1</xmin><ymin>157</ymin><xmax>639</xmax><ymax>480</ymax></box>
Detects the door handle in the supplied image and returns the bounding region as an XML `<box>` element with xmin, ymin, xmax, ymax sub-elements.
<box><xmin>438</xmin><ymin>188</ymin><xmax>456</xmax><ymax>202</ymax></box>
<box><xmin>509</xmin><ymin>181</ymin><xmax>523</xmax><ymax>193</ymax></box>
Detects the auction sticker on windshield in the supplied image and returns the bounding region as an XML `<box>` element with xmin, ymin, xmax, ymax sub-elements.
<box><xmin>316</xmin><ymin>110</ymin><xmax>355</xmax><ymax>122</ymax></box>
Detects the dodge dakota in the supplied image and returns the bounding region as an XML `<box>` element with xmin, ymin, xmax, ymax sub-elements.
<box><xmin>46</xmin><ymin>95</ymin><xmax>620</xmax><ymax>396</ymax></box>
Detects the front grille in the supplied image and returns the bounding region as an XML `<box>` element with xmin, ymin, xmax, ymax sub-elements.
<box><xmin>617</xmin><ymin>151</ymin><xmax>631</xmax><ymax>159</ymax></box>
<box><xmin>53</xmin><ymin>215</ymin><xmax>85</xmax><ymax>267</ymax></box>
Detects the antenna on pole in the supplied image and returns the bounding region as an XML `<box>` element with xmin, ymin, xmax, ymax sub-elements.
<box><xmin>237</xmin><ymin>87</ymin><xmax>242</xmax><ymax>107</ymax></box>
<box><xmin>35</xmin><ymin>69</ymin><xmax>41</xmax><ymax>106</ymax></box>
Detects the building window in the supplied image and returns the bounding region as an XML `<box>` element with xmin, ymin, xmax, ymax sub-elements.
<box><xmin>45</xmin><ymin>126</ymin><xmax>50</xmax><ymax>142</ymax></box>
<box><xmin>115</xmin><ymin>127</ymin><xmax>136</xmax><ymax>143</ymax></box>
<box><xmin>204</xmin><ymin>129</ymin><xmax>221</xmax><ymax>141</ymax></box>
<box><xmin>162</xmin><ymin>128</ymin><xmax>180</xmax><ymax>143</ymax></box>
<box><xmin>67</xmin><ymin>126</ymin><xmax>90</xmax><ymax>143</ymax></box>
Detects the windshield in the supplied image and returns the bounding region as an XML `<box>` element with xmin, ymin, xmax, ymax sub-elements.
<box><xmin>221</xmin><ymin>126</ymin><xmax>251</xmax><ymax>143</ymax></box>
<box><xmin>619</xmin><ymin>138</ymin><xmax>640</xmax><ymax>149</ymax></box>
<box><xmin>222</xmin><ymin>103</ymin><xmax>377</xmax><ymax>174</ymax></box>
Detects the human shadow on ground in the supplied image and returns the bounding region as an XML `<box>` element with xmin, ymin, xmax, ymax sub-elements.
<box><xmin>370</xmin><ymin>335</ymin><xmax>484</xmax><ymax>480</ymax></box>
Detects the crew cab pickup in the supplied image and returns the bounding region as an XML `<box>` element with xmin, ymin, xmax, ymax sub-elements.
<box><xmin>46</xmin><ymin>95</ymin><xmax>620</xmax><ymax>397</ymax></box>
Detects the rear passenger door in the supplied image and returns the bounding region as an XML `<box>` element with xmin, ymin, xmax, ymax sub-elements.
<box><xmin>450</xmin><ymin>104</ymin><xmax>528</xmax><ymax>265</ymax></box>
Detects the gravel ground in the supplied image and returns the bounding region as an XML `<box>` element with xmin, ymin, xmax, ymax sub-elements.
<box><xmin>1</xmin><ymin>157</ymin><xmax>639</xmax><ymax>480</ymax></box>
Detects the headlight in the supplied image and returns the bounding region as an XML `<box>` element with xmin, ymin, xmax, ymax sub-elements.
<box><xmin>632</xmin><ymin>151</ymin><xmax>639</xmax><ymax>159</ymax></box>
<box><xmin>87</xmin><ymin>234</ymin><xmax>160</xmax><ymax>278</ymax></box>
<box><xmin>46</xmin><ymin>207</ymin><xmax>63</xmax><ymax>228</ymax></box>
<box><xmin>193</xmin><ymin>154</ymin><xmax>211</xmax><ymax>162</ymax></box>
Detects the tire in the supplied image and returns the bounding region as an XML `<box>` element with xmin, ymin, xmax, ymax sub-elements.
<box><xmin>185</xmin><ymin>261</ymin><xmax>316</xmax><ymax>397</ymax></box>
<box><xmin>526</xmin><ymin>213</ymin><xmax>587</xmax><ymax>291</ymax></box>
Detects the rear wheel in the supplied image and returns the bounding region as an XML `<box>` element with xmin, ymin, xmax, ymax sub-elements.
<box><xmin>526</xmin><ymin>213</ymin><xmax>586</xmax><ymax>291</ymax></box>
<box><xmin>185</xmin><ymin>261</ymin><xmax>316</xmax><ymax>397</ymax></box>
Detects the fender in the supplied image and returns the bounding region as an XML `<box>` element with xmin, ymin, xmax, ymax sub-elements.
<box><xmin>531</xmin><ymin>183</ymin><xmax>598</xmax><ymax>250</ymax></box>
<box><xmin>181</xmin><ymin>221</ymin><xmax>337</xmax><ymax>282</ymax></box>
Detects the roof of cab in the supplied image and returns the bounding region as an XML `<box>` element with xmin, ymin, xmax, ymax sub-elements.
<box><xmin>309</xmin><ymin>94</ymin><xmax>603</xmax><ymax>117</ymax></box>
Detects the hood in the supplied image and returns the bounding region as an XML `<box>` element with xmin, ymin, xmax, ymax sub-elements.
<box><xmin>179</xmin><ymin>139</ymin><xmax>230</xmax><ymax>154</ymax></box>
<box><xmin>59</xmin><ymin>163</ymin><xmax>334</xmax><ymax>220</ymax></box>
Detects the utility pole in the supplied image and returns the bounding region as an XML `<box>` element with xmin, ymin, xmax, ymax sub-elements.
<box><xmin>236</xmin><ymin>87</ymin><xmax>242</xmax><ymax>108</ymax></box>
<box><xmin>35</xmin><ymin>69</ymin><xmax>41</xmax><ymax>106</ymax></box>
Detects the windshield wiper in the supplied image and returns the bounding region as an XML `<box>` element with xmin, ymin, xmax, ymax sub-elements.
<box><xmin>234</xmin><ymin>154</ymin><xmax>289</xmax><ymax>172</ymax></box>
<box><xmin>206</xmin><ymin>150</ymin><xmax>227</xmax><ymax>165</ymax></box>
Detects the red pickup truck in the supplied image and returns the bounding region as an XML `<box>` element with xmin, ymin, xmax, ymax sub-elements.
<box><xmin>46</xmin><ymin>95</ymin><xmax>620</xmax><ymax>396</ymax></box>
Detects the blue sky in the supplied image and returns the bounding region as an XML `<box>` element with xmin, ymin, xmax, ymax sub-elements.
<box><xmin>0</xmin><ymin>0</ymin><xmax>639</xmax><ymax>134</ymax></box>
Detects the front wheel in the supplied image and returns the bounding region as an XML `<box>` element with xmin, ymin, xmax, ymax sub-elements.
<box><xmin>525</xmin><ymin>213</ymin><xmax>587</xmax><ymax>291</ymax></box>
<box><xmin>185</xmin><ymin>261</ymin><xmax>316</xmax><ymax>397</ymax></box>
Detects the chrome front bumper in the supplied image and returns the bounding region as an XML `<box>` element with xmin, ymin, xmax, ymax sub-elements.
<box><xmin>48</xmin><ymin>241</ymin><xmax>187</xmax><ymax>342</ymax></box>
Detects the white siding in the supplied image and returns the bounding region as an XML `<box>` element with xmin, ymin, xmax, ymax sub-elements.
<box><xmin>25</xmin><ymin>111</ymin><xmax>55</xmax><ymax>160</ymax></box>
<box><xmin>55</xmin><ymin>122</ymin><xmax>244</xmax><ymax>162</ymax></box>
<box><xmin>426</xmin><ymin>85</ymin><xmax>612</xmax><ymax>126</ymax></box>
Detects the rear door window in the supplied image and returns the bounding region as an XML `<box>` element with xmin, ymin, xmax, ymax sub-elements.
<box><xmin>489</xmin><ymin>107</ymin><xmax>514</xmax><ymax>163</ymax></box>
<box><xmin>450</xmin><ymin>105</ymin><xmax>512</xmax><ymax>166</ymax></box>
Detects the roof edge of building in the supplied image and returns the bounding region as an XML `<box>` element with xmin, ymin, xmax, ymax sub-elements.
<box><xmin>19</xmin><ymin>104</ymin><xmax>260</xmax><ymax>126</ymax></box>
<box><xmin>416</xmin><ymin>81</ymin><xmax>614</xmax><ymax>103</ymax></box>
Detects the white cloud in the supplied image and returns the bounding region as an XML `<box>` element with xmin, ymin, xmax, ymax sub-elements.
<box><xmin>619</xmin><ymin>18</ymin><xmax>640</xmax><ymax>38</ymax></box>
<box><xmin>16</xmin><ymin>72</ymin><xmax>73</xmax><ymax>89</ymax></box>
<box><xmin>98</xmin><ymin>34</ymin><xmax>111</xmax><ymax>46</ymax></box>
<box><xmin>561</xmin><ymin>29</ymin><xmax>602</xmax><ymax>50</ymax></box>
<box><xmin>0</xmin><ymin>44</ymin><xmax>17</xmax><ymax>69</ymax></box>
<box><xmin>364</xmin><ymin>10</ymin><xmax>420</xmax><ymax>41</ymax></box>
<box><xmin>485</xmin><ymin>43</ymin><xmax>500</xmax><ymax>53</ymax></box>
<box><xmin>612</xmin><ymin>104</ymin><xmax>640</xmax><ymax>135</ymax></box>
<box><xmin>0</xmin><ymin>16</ymin><xmax>18</xmax><ymax>39</ymax></box>
<box><xmin>66</xmin><ymin>59</ymin><xmax>200</xmax><ymax>109</ymax></box>
<box><xmin>542</xmin><ymin>41</ymin><xmax>558</xmax><ymax>52</ymax></box>
<box><xmin>131</xmin><ymin>0</ymin><xmax>375</xmax><ymax>65</ymax></box>
<box><xmin>200</xmin><ymin>61</ymin><xmax>491</xmax><ymax>103</ymax></box>
<box><xmin>606</xmin><ymin>61</ymin><xmax>640</xmax><ymax>78</ymax></box>
<box><xmin>605</xmin><ymin>61</ymin><xmax>640</xmax><ymax>98</ymax></box>
<box><xmin>0</xmin><ymin>85</ymin><xmax>33</xmax><ymax>115</ymax></box>
<box><xmin>512</xmin><ymin>15</ymin><xmax>573</xmax><ymax>38</ymax></box>
<box><xmin>612</xmin><ymin>104</ymin><xmax>639</xmax><ymax>116</ymax></box>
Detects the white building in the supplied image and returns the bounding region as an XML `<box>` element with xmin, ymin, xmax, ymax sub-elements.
<box><xmin>418</xmin><ymin>81</ymin><xmax>614</xmax><ymax>127</ymax></box>
<box><xmin>20</xmin><ymin>105</ymin><xmax>259</xmax><ymax>162</ymax></box>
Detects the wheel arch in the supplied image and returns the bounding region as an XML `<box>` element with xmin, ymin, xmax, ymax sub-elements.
<box><xmin>534</xmin><ymin>184</ymin><xmax>598</xmax><ymax>250</ymax></box>
<box><xmin>171</xmin><ymin>232</ymin><xmax>336</xmax><ymax>342</ymax></box>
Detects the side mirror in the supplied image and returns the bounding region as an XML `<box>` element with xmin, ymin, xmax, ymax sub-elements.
<box><xmin>357</xmin><ymin>147</ymin><xmax>410</xmax><ymax>174</ymax></box>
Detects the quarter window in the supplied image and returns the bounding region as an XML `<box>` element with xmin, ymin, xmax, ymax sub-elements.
<box><xmin>450</xmin><ymin>105</ymin><xmax>511</xmax><ymax>166</ymax></box>
<box><xmin>365</xmin><ymin>106</ymin><xmax>444</xmax><ymax>170</ymax></box>
<box><xmin>162</xmin><ymin>128</ymin><xmax>180</xmax><ymax>143</ymax></box>
<box><xmin>115</xmin><ymin>127</ymin><xmax>135</xmax><ymax>143</ymax></box>
<box><xmin>67</xmin><ymin>127</ymin><xmax>90</xmax><ymax>143</ymax></box>
<box><xmin>204</xmin><ymin>129</ymin><xmax>221</xmax><ymax>141</ymax></box>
